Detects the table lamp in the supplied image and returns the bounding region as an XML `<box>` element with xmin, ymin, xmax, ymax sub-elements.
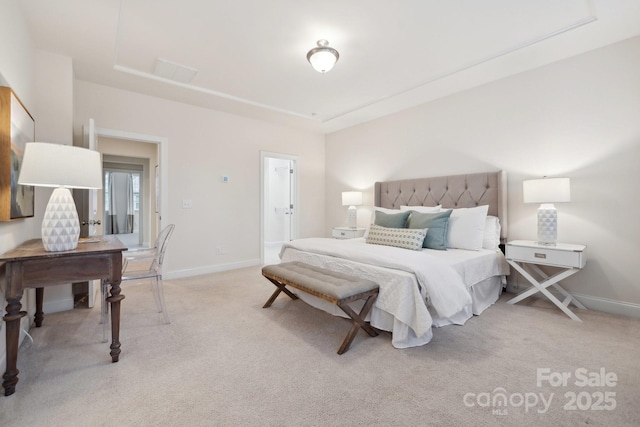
<box><xmin>522</xmin><ymin>177</ymin><xmax>571</xmax><ymax>245</ymax></box>
<box><xmin>341</xmin><ymin>191</ymin><xmax>362</xmax><ymax>229</ymax></box>
<box><xmin>18</xmin><ymin>142</ymin><xmax>103</xmax><ymax>251</ymax></box>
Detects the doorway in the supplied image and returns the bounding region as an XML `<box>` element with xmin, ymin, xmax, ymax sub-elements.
<box><xmin>261</xmin><ymin>152</ymin><xmax>297</xmax><ymax>265</ymax></box>
<box><xmin>103</xmin><ymin>160</ymin><xmax>145</xmax><ymax>248</ymax></box>
<box><xmin>77</xmin><ymin>120</ymin><xmax>169</xmax><ymax>308</ymax></box>
<box><xmin>95</xmin><ymin>142</ymin><xmax>157</xmax><ymax>247</ymax></box>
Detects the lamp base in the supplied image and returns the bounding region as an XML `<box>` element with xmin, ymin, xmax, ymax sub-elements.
<box><xmin>41</xmin><ymin>187</ymin><xmax>80</xmax><ymax>252</ymax></box>
<box><xmin>537</xmin><ymin>204</ymin><xmax>557</xmax><ymax>246</ymax></box>
<box><xmin>347</xmin><ymin>206</ymin><xmax>357</xmax><ymax>229</ymax></box>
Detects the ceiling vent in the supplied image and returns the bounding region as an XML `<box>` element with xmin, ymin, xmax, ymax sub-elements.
<box><xmin>153</xmin><ymin>58</ymin><xmax>198</xmax><ymax>84</ymax></box>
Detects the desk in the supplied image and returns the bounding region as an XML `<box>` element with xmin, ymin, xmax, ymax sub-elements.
<box><xmin>1</xmin><ymin>235</ymin><xmax>126</xmax><ymax>396</ymax></box>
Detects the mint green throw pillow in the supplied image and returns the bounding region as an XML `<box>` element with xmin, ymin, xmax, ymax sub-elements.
<box><xmin>407</xmin><ymin>210</ymin><xmax>453</xmax><ymax>250</ymax></box>
<box><xmin>374</xmin><ymin>210</ymin><xmax>411</xmax><ymax>228</ymax></box>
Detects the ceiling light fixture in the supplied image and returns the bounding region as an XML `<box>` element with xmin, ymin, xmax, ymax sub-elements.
<box><xmin>306</xmin><ymin>39</ymin><xmax>339</xmax><ymax>73</ymax></box>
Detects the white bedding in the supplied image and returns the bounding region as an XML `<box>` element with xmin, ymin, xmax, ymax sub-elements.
<box><xmin>279</xmin><ymin>237</ymin><xmax>509</xmax><ymax>348</ymax></box>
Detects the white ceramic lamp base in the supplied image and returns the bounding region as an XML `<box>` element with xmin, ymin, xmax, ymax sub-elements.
<box><xmin>537</xmin><ymin>203</ymin><xmax>557</xmax><ymax>245</ymax></box>
<box><xmin>347</xmin><ymin>206</ymin><xmax>357</xmax><ymax>228</ymax></box>
<box><xmin>41</xmin><ymin>187</ymin><xmax>81</xmax><ymax>251</ymax></box>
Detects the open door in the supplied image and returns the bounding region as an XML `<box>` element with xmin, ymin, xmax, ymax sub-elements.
<box><xmin>261</xmin><ymin>152</ymin><xmax>298</xmax><ymax>265</ymax></box>
<box><xmin>83</xmin><ymin>118</ymin><xmax>102</xmax><ymax>308</ymax></box>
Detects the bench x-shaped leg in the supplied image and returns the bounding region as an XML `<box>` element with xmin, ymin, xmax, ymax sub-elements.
<box><xmin>261</xmin><ymin>272</ymin><xmax>379</xmax><ymax>354</ymax></box>
<box><xmin>262</xmin><ymin>277</ymin><xmax>299</xmax><ymax>308</ymax></box>
<box><xmin>337</xmin><ymin>294</ymin><xmax>379</xmax><ymax>355</ymax></box>
<box><xmin>507</xmin><ymin>260</ymin><xmax>584</xmax><ymax>321</ymax></box>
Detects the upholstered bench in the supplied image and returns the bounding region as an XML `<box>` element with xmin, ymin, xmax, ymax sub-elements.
<box><xmin>261</xmin><ymin>261</ymin><xmax>379</xmax><ymax>354</ymax></box>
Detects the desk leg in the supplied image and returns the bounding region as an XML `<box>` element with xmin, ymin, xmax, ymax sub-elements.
<box><xmin>3</xmin><ymin>297</ymin><xmax>26</xmax><ymax>396</ymax></box>
<box><xmin>106</xmin><ymin>280</ymin><xmax>125</xmax><ymax>363</ymax></box>
<box><xmin>35</xmin><ymin>287</ymin><xmax>44</xmax><ymax>327</ymax></box>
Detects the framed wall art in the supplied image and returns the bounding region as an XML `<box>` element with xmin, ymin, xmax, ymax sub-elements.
<box><xmin>0</xmin><ymin>86</ymin><xmax>35</xmax><ymax>221</ymax></box>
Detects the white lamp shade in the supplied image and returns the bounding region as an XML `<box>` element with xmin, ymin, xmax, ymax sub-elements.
<box><xmin>342</xmin><ymin>191</ymin><xmax>362</xmax><ymax>206</ymax></box>
<box><xmin>18</xmin><ymin>142</ymin><xmax>102</xmax><ymax>251</ymax></box>
<box><xmin>523</xmin><ymin>178</ymin><xmax>570</xmax><ymax>203</ymax></box>
<box><xmin>18</xmin><ymin>142</ymin><xmax>103</xmax><ymax>189</ymax></box>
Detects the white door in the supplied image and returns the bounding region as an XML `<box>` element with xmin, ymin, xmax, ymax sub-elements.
<box><xmin>261</xmin><ymin>152</ymin><xmax>297</xmax><ymax>264</ymax></box>
<box><xmin>84</xmin><ymin>118</ymin><xmax>101</xmax><ymax>308</ymax></box>
<box><xmin>284</xmin><ymin>160</ymin><xmax>295</xmax><ymax>241</ymax></box>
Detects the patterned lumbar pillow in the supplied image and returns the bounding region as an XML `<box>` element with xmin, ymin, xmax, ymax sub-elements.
<box><xmin>366</xmin><ymin>224</ymin><xmax>428</xmax><ymax>251</ymax></box>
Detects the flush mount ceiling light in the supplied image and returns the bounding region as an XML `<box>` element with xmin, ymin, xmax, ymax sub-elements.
<box><xmin>306</xmin><ymin>39</ymin><xmax>339</xmax><ymax>73</ymax></box>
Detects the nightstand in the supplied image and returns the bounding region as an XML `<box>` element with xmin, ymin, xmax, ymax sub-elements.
<box><xmin>332</xmin><ymin>227</ymin><xmax>366</xmax><ymax>239</ymax></box>
<box><xmin>506</xmin><ymin>240</ymin><xmax>587</xmax><ymax>321</ymax></box>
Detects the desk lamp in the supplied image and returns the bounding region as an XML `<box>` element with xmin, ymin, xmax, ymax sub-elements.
<box><xmin>18</xmin><ymin>142</ymin><xmax>102</xmax><ymax>251</ymax></box>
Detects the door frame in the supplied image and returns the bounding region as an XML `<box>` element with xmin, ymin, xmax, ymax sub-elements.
<box><xmin>260</xmin><ymin>151</ymin><xmax>298</xmax><ymax>264</ymax></box>
<box><xmin>95</xmin><ymin>127</ymin><xmax>169</xmax><ymax>231</ymax></box>
<box><xmin>84</xmin><ymin>126</ymin><xmax>169</xmax><ymax>308</ymax></box>
<box><xmin>103</xmin><ymin>162</ymin><xmax>146</xmax><ymax>246</ymax></box>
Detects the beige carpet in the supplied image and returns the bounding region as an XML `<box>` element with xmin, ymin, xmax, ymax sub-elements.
<box><xmin>1</xmin><ymin>266</ymin><xmax>639</xmax><ymax>426</ymax></box>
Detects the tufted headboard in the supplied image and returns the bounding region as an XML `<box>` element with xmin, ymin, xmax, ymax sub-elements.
<box><xmin>374</xmin><ymin>171</ymin><xmax>508</xmax><ymax>240</ymax></box>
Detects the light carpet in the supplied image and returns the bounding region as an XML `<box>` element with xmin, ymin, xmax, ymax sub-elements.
<box><xmin>1</xmin><ymin>265</ymin><xmax>639</xmax><ymax>426</ymax></box>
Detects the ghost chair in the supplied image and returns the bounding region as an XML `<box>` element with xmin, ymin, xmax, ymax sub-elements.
<box><xmin>101</xmin><ymin>224</ymin><xmax>175</xmax><ymax>341</ymax></box>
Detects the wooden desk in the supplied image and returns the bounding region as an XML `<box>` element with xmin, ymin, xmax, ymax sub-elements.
<box><xmin>1</xmin><ymin>235</ymin><xmax>126</xmax><ymax>396</ymax></box>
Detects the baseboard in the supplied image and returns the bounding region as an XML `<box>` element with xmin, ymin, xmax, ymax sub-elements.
<box><xmin>165</xmin><ymin>258</ymin><xmax>262</xmax><ymax>280</ymax></box>
<box><xmin>569</xmin><ymin>293</ymin><xmax>640</xmax><ymax>319</ymax></box>
<box><xmin>505</xmin><ymin>283</ymin><xmax>640</xmax><ymax>319</ymax></box>
<box><xmin>43</xmin><ymin>297</ymin><xmax>74</xmax><ymax>314</ymax></box>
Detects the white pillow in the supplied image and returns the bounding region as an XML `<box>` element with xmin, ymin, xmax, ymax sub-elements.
<box><xmin>400</xmin><ymin>205</ymin><xmax>441</xmax><ymax>213</ymax></box>
<box><xmin>482</xmin><ymin>215</ymin><xmax>501</xmax><ymax>250</ymax></box>
<box><xmin>445</xmin><ymin>205</ymin><xmax>489</xmax><ymax>251</ymax></box>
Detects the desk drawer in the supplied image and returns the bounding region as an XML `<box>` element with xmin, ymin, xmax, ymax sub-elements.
<box><xmin>507</xmin><ymin>245</ymin><xmax>586</xmax><ymax>268</ymax></box>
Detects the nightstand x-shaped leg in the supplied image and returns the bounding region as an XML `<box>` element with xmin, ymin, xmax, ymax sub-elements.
<box><xmin>507</xmin><ymin>261</ymin><xmax>585</xmax><ymax>321</ymax></box>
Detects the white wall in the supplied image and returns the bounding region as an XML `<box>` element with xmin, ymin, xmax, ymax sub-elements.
<box><xmin>0</xmin><ymin>0</ymin><xmax>36</xmax><ymax>375</ymax></box>
<box><xmin>0</xmin><ymin>0</ymin><xmax>75</xmax><ymax>374</ymax></box>
<box><xmin>0</xmin><ymin>0</ymin><xmax>36</xmax><ymax>250</ymax></box>
<box><xmin>74</xmin><ymin>81</ymin><xmax>326</xmax><ymax>277</ymax></box>
<box><xmin>326</xmin><ymin>36</ymin><xmax>640</xmax><ymax>313</ymax></box>
<box><xmin>32</xmin><ymin>50</ymin><xmax>76</xmax><ymax>313</ymax></box>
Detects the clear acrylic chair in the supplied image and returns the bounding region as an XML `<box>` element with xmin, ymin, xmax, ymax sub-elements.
<box><xmin>102</xmin><ymin>224</ymin><xmax>175</xmax><ymax>341</ymax></box>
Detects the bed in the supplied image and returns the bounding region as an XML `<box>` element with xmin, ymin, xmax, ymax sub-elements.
<box><xmin>279</xmin><ymin>171</ymin><xmax>510</xmax><ymax>348</ymax></box>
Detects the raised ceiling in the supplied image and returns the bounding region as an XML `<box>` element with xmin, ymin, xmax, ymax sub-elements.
<box><xmin>17</xmin><ymin>0</ymin><xmax>640</xmax><ymax>133</ymax></box>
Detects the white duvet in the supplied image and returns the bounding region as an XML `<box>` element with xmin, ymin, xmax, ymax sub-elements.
<box><xmin>279</xmin><ymin>238</ymin><xmax>475</xmax><ymax>348</ymax></box>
